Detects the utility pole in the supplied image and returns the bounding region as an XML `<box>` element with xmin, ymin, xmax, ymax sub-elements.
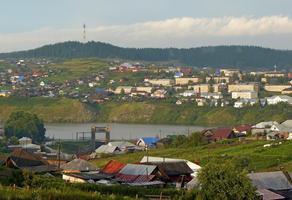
<box><xmin>58</xmin><ymin>139</ymin><xmax>61</xmax><ymax>169</ymax></box>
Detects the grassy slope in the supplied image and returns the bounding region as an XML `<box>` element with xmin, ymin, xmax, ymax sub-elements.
<box><xmin>43</xmin><ymin>58</ymin><xmax>107</xmax><ymax>82</ymax></box>
<box><xmin>98</xmin><ymin>102</ymin><xmax>292</xmax><ymax>126</ymax></box>
<box><xmin>91</xmin><ymin>140</ymin><xmax>292</xmax><ymax>172</ymax></box>
<box><xmin>0</xmin><ymin>97</ymin><xmax>95</xmax><ymax>123</ymax></box>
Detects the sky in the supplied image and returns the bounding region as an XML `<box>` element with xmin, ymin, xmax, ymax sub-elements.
<box><xmin>1</xmin><ymin>0</ymin><xmax>292</xmax><ymax>52</ymax></box>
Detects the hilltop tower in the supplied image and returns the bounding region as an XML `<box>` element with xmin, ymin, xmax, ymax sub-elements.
<box><xmin>83</xmin><ymin>24</ymin><xmax>86</xmax><ymax>42</ymax></box>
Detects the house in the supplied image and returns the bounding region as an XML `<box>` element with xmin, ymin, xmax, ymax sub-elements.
<box><xmin>234</xmin><ymin>98</ymin><xmax>257</xmax><ymax>108</ymax></box>
<box><xmin>181</xmin><ymin>90</ymin><xmax>196</xmax><ymax>97</ymax></box>
<box><xmin>202</xmin><ymin>128</ymin><xmax>235</xmax><ymax>142</ymax></box>
<box><xmin>233</xmin><ymin>125</ymin><xmax>252</xmax><ymax>135</ymax></box>
<box><xmin>107</xmin><ymin>141</ymin><xmax>137</xmax><ymax>152</ymax></box>
<box><xmin>5</xmin><ymin>149</ymin><xmax>58</xmax><ymax>173</ymax></box>
<box><xmin>136</xmin><ymin>137</ymin><xmax>159</xmax><ymax>148</ymax></box>
<box><xmin>115</xmin><ymin>163</ymin><xmax>159</xmax><ymax>183</ymax></box>
<box><xmin>61</xmin><ymin>158</ymin><xmax>97</xmax><ymax>173</ymax></box>
<box><xmin>19</xmin><ymin>137</ymin><xmax>32</xmax><ymax>146</ymax></box>
<box><xmin>63</xmin><ymin>171</ymin><xmax>111</xmax><ymax>184</ymax></box>
<box><xmin>195</xmin><ymin>97</ymin><xmax>207</xmax><ymax>106</ymax></box>
<box><xmin>270</xmin><ymin>123</ymin><xmax>292</xmax><ymax>139</ymax></box>
<box><xmin>151</xmin><ymin>89</ymin><xmax>167</xmax><ymax>99</ymax></box>
<box><xmin>228</xmin><ymin>82</ymin><xmax>259</xmax><ymax>93</ymax></box>
<box><xmin>135</xmin><ymin>87</ymin><xmax>153</xmax><ymax>94</ymax></box>
<box><xmin>151</xmin><ymin>162</ymin><xmax>193</xmax><ymax>183</ymax></box>
<box><xmin>231</xmin><ymin>91</ymin><xmax>258</xmax><ymax>99</ymax></box>
<box><xmin>251</xmin><ymin>121</ymin><xmax>279</xmax><ymax>136</ymax></box>
<box><xmin>266</xmin><ymin>95</ymin><xmax>292</xmax><ymax>105</ymax></box>
<box><xmin>200</xmin><ymin>92</ymin><xmax>223</xmax><ymax>100</ymax></box>
<box><xmin>264</xmin><ymin>85</ymin><xmax>291</xmax><ymax>93</ymax></box>
<box><xmin>264</xmin><ymin>72</ymin><xmax>286</xmax><ymax>78</ymax></box>
<box><xmin>140</xmin><ymin>156</ymin><xmax>201</xmax><ymax>177</ymax></box>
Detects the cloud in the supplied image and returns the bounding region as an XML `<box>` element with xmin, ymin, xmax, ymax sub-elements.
<box><xmin>1</xmin><ymin>15</ymin><xmax>292</xmax><ymax>52</ymax></box>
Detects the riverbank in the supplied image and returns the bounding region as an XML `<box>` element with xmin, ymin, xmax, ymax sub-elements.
<box><xmin>1</xmin><ymin>97</ymin><xmax>291</xmax><ymax>126</ymax></box>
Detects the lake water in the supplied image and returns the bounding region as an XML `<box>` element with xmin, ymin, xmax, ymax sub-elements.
<box><xmin>45</xmin><ymin>123</ymin><xmax>207</xmax><ymax>140</ymax></box>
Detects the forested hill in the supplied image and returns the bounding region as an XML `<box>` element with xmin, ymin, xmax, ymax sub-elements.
<box><xmin>1</xmin><ymin>41</ymin><xmax>292</xmax><ymax>69</ymax></box>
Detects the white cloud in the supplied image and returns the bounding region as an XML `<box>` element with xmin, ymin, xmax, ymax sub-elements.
<box><xmin>1</xmin><ymin>15</ymin><xmax>292</xmax><ymax>52</ymax></box>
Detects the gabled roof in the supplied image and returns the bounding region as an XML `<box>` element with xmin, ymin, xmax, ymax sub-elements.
<box><xmin>248</xmin><ymin>171</ymin><xmax>292</xmax><ymax>190</ymax></box>
<box><xmin>203</xmin><ymin>128</ymin><xmax>234</xmax><ymax>140</ymax></box>
<box><xmin>61</xmin><ymin>158</ymin><xmax>97</xmax><ymax>172</ymax></box>
<box><xmin>233</xmin><ymin>124</ymin><xmax>252</xmax><ymax>132</ymax></box>
<box><xmin>140</xmin><ymin>156</ymin><xmax>201</xmax><ymax>174</ymax></box>
<box><xmin>95</xmin><ymin>145</ymin><xmax>119</xmax><ymax>154</ymax></box>
<box><xmin>8</xmin><ymin>149</ymin><xmax>48</xmax><ymax>168</ymax></box>
<box><xmin>102</xmin><ymin>160</ymin><xmax>125</xmax><ymax>174</ymax></box>
<box><xmin>108</xmin><ymin>141</ymin><xmax>136</xmax><ymax>149</ymax></box>
<box><xmin>252</xmin><ymin>121</ymin><xmax>279</xmax><ymax>129</ymax></box>
<box><xmin>281</xmin><ymin>120</ymin><xmax>292</xmax><ymax>127</ymax></box>
<box><xmin>119</xmin><ymin>163</ymin><xmax>157</xmax><ymax>176</ymax></box>
<box><xmin>257</xmin><ymin>189</ymin><xmax>286</xmax><ymax>200</ymax></box>
<box><xmin>154</xmin><ymin>162</ymin><xmax>193</xmax><ymax>176</ymax></box>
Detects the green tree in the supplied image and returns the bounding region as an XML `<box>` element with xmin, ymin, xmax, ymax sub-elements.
<box><xmin>4</xmin><ymin>111</ymin><xmax>46</xmax><ymax>143</ymax></box>
<box><xmin>198</xmin><ymin>161</ymin><xmax>258</xmax><ymax>200</ymax></box>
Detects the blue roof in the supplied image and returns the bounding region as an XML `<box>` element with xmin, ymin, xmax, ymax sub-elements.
<box><xmin>174</xmin><ymin>72</ymin><xmax>183</xmax><ymax>78</ymax></box>
<box><xmin>141</xmin><ymin>137</ymin><xmax>159</xmax><ymax>146</ymax></box>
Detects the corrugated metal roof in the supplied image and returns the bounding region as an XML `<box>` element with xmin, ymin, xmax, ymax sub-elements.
<box><xmin>61</xmin><ymin>159</ymin><xmax>97</xmax><ymax>172</ymax></box>
<box><xmin>115</xmin><ymin>173</ymin><xmax>155</xmax><ymax>183</ymax></box>
<box><xmin>119</xmin><ymin>163</ymin><xmax>157</xmax><ymax>176</ymax></box>
<box><xmin>248</xmin><ymin>171</ymin><xmax>292</xmax><ymax>190</ymax></box>
<box><xmin>95</xmin><ymin>145</ymin><xmax>119</xmax><ymax>154</ymax></box>
<box><xmin>257</xmin><ymin>189</ymin><xmax>286</xmax><ymax>200</ymax></box>
<box><xmin>102</xmin><ymin>160</ymin><xmax>125</xmax><ymax>174</ymax></box>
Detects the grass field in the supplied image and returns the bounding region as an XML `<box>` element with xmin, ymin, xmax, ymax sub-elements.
<box><xmin>42</xmin><ymin>58</ymin><xmax>108</xmax><ymax>82</ymax></box>
<box><xmin>0</xmin><ymin>97</ymin><xmax>96</xmax><ymax>123</ymax></box>
<box><xmin>91</xmin><ymin>139</ymin><xmax>292</xmax><ymax>172</ymax></box>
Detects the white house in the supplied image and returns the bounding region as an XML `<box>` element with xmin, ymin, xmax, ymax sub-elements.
<box><xmin>234</xmin><ymin>99</ymin><xmax>257</xmax><ymax>108</ymax></box>
<box><xmin>181</xmin><ymin>90</ymin><xmax>196</xmax><ymax>97</ymax></box>
<box><xmin>266</xmin><ymin>95</ymin><xmax>292</xmax><ymax>105</ymax></box>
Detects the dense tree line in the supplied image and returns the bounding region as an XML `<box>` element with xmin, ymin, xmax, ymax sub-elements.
<box><xmin>1</xmin><ymin>41</ymin><xmax>292</xmax><ymax>69</ymax></box>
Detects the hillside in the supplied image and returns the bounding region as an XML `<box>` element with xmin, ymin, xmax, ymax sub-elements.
<box><xmin>1</xmin><ymin>41</ymin><xmax>292</xmax><ymax>69</ymax></box>
<box><xmin>1</xmin><ymin>98</ymin><xmax>291</xmax><ymax>125</ymax></box>
<box><xmin>0</xmin><ymin>97</ymin><xmax>96</xmax><ymax>123</ymax></box>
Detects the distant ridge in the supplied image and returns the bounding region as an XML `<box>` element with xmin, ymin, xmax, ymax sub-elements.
<box><xmin>1</xmin><ymin>41</ymin><xmax>292</xmax><ymax>69</ymax></box>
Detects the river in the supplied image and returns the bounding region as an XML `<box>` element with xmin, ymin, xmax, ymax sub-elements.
<box><xmin>45</xmin><ymin>123</ymin><xmax>207</xmax><ymax>140</ymax></box>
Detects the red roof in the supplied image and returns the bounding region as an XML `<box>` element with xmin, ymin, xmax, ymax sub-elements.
<box><xmin>211</xmin><ymin>128</ymin><xmax>234</xmax><ymax>140</ymax></box>
<box><xmin>233</xmin><ymin>124</ymin><xmax>252</xmax><ymax>133</ymax></box>
<box><xmin>102</xmin><ymin>160</ymin><xmax>125</xmax><ymax>174</ymax></box>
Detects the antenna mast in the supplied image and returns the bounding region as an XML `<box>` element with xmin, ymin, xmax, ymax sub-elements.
<box><xmin>83</xmin><ymin>24</ymin><xmax>86</xmax><ymax>42</ymax></box>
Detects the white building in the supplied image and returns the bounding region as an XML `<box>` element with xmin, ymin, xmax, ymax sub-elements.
<box><xmin>231</xmin><ymin>91</ymin><xmax>258</xmax><ymax>99</ymax></box>
<box><xmin>234</xmin><ymin>99</ymin><xmax>257</xmax><ymax>108</ymax></box>
<box><xmin>200</xmin><ymin>92</ymin><xmax>223</xmax><ymax>100</ymax></box>
<box><xmin>181</xmin><ymin>90</ymin><xmax>196</xmax><ymax>97</ymax></box>
<box><xmin>266</xmin><ymin>95</ymin><xmax>292</xmax><ymax>105</ymax></box>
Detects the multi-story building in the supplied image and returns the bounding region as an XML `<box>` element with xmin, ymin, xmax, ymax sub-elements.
<box><xmin>228</xmin><ymin>83</ymin><xmax>259</xmax><ymax>93</ymax></box>
<box><xmin>148</xmin><ymin>79</ymin><xmax>174</xmax><ymax>86</ymax></box>
<box><xmin>231</xmin><ymin>91</ymin><xmax>258</xmax><ymax>99</ymax></box>
<box><xmin>264</xmin><ymin>85</ymin><xmax>291</xmax><ymax>93</ymax></box>
<box><xmin>175</xmin><ymin>77</ymin><xmax>200</xmax><ymax>85</ymax></box>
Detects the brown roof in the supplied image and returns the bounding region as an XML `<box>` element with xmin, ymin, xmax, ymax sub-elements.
<box><xmin>233</xmin><ymin>125</ymin><xmax>252</xmax><ymax>133</ymax></box>
<box><xmin>8</xmin><ymin>149</ymin><xmax>48</xmax><ymax>168</ymax></box>
<box><xmin>203</xmin><ymin>128</ymin><xmax>234</xmax><ymax>141</ymax></box>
